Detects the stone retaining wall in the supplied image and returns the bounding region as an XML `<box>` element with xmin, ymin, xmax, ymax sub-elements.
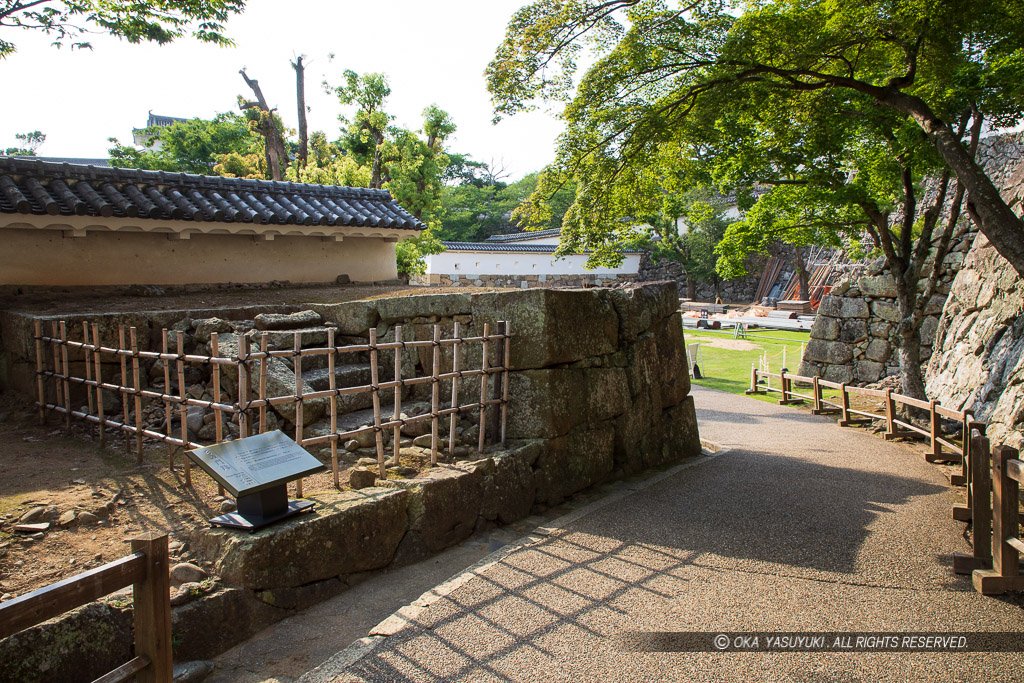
<box><xmin>797</xmin><ymin>132</ymin><xmax>1024</xmax><ymax>384</ymax></box>
<box><xmin>0</xmin><ymin>284</ymin><xmax>702</xmax><ymax>681</ymax></box>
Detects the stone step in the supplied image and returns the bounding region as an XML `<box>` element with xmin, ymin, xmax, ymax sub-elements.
<box><xmin>303</xmin><ymin>364</ymin><xmax>371</xmax><ymax>392</ymax></box>
<box><xmin>254</xmin><ymin>309</ymin><xmax>323</xmax><ymax>331</ymax></box>
<box><xmin>247</xmin><ymin>326</ymin><xmax>336</xmax><ymax>352</ymax></box>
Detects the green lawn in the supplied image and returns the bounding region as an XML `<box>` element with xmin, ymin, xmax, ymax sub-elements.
<box><xmin>681</xmin><ymin>326</ymin><xmax>822</xmax><ymax>404</ymax></box>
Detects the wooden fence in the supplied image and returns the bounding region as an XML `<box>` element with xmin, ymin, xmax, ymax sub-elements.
<box><xmin>746</xmin><ymin>367</ymin><xmax>977</xmax><ymax>466</ymax></box>
<box><xmin>34</xmin><ymin>320</ymin><xmax>512</xmax><ymax>488</ymax></box>
<box><xmin>0</xmin><ymin>533</ymin><xmax>172</xmax><ymax>682</ymax></box>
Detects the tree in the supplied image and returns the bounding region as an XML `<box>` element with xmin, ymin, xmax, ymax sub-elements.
<box><xmin>326</xmin><ymin>70</ymin><xmax>393</xmax><ymax>189</ymax></box>
<box><xmin>238</xmin><ymin>69</ymin><xmax>290</xmax><ymax>181</ymax></box>
<box><xmin>707</xmin><ymin>77</ymin><xmax>977</xmax><ymax>400</ymax></box>
<box><xmin>5</xmin><ymin>130</ymin><xmax>44</xmax><ymax>155</ymax></box>
<box><xmin>486</xmin><ymin>0</ymin><xmax>1024</xmax><ymax>278</ymax></box>
<box><xmin>108</xmin><ymin>113</ymin><xmax>260</xmax><ymax>174</ymax></box>
<box><xmin>383</xmin><ymin>105</ymin><xmax>456</xmax><ymax>220</ymax></box>
<box><xmin>292</xmin><ymin>55</ymin><xmax>309</xmax><ymax>169</ymax></box>
<box><xmin>0</xmin><ymin>0</ymin><xmax>244</xmax><ymax>60</ymax></box>
<box><xmin>648</xmin><ymin>187</ymin><xmax>731</xmax><ymax>300</ymax></box>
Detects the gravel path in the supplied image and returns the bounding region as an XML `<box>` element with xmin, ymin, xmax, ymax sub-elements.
<box><xmin>297</xmin><ymin>385</ymin><xmax>1024</xmax><ymax>682</ymax></box>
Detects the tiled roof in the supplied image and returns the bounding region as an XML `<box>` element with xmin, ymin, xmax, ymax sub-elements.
<box><xmin>484</xmin><ymin>227</ymin><xmax>562</xmax><ymax>242</ymax></box>
<box><xmin>442</xmin><ymin>241</ymin><xmax>643</xmax><ymax>254</ymax></box>
<box><xmin>147</xmin><ymin>113</ymin><xmax>189</xmax><ymax>128</ymax></box>
<box><xmin>0</xmin><ymin>157</ymin><xmax>424</xmax><ymax>230</ymax></box>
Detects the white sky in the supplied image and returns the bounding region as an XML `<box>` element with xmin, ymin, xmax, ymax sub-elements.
<box><xmin>1</xmin><ymin>0</ymin><xmax>564</xmax><ymax>180</ymax></box>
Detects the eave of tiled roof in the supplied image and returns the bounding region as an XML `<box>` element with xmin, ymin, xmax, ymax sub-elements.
<box><xmin>441</xmin><ymin>241</ymin><xmax>643</xmax><ymax>254</ymax></box>
<box><xmin>484</xmin><ymin>227</ymin><xmax>562</xmax><ymax>242</ymax></box>
<box><xmin>0</xmin><ymin>157</ymin><xmax>424</xmax><ymax>231</ymax></box>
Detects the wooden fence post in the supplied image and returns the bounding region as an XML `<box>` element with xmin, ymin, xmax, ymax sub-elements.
<box><xmin>973</xmin><ymin>446</ymin><xmax>1024</xmax><ymax>595</ymax></box>
<box><xmin>953</xmin><ymin>433</ymin><xmax>992</xmax><ymax>573</ymax></box>
<box><xmin>293</xmin><ymin>331</ymin><xmax>304</xmax><ymax>499</ymax></box>
<box><xmin>34</xmin><ymin>320</ymin><xmax>45</xmax><ymax>425</ymax></box>
<box><xmin>838</xmin><ymin>383</ymin><xmax>851</xmax><ymax>426</ymax></box>
<box><xmin>744</xmin><ymin>364</ymin><xmax>761</xmax><ymax>395</ymax></box>
<box><xmin>478</xmin><ymin>323</ymin><xmax>490</xmax><ymax>453</ymax></box>
<box><xmin>393</xmin><ymin>325</ymin><xmax>403</xmax><ymax>467</ymax></box>
<box><xmin>368</xmin><ymin>328</ymin><xmax>386</xmax><ymax>478</ymax></box>
<box><xmin>92</xmin><ymin>323</ymin><xmax>106</xmax><ymax>449</ymax></box>
<box><xmin>130</xmin><ymin>327</ymin><xmax>144</xmax><ymax>463</ymax></box>
<box><xmin>884</xmin><ymin>389</ymin><xmax>896</xmax><ymax>437</ymax></box>
<box><xmin>925</xmin><ymin>399</ymin><xmax>943</xmax><ymax>462</ymax></box>
<box><xmin>430</xmin><ymin>324</ymin><xmax>441</xmax><ymax>465</ymax></box>
<box><xmin>59</xmin><ymin>320</ymin><xmax>71</xmax><ymax>430</ymax></box>
<box><xmin>448</xmin><ymin>323</ymin><xmax>459</xmax><ymax>460</ymax></box>
<box><xmin>500</xmin><ymin>321</ymin><xmax>510</xmax><ymax>446</ymax></box>
<box><xmin>130</xmin><ymin>533</ymin><xmax>172</xmax><ymax>683</ymax></box>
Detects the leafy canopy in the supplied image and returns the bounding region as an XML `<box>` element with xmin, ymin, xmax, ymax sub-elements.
<box><xmin>0</xmin><ymin>0</ymin><xmax>244</xmax><ymax>60</ymax></box>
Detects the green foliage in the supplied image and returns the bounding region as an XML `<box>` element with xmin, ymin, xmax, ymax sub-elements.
<box><xmin>283</xmin><ymin>132</ymin><xmax>370</xmax><ymax>187</ymax></box>
<box><xmin>4</xmin><ymin>130</ymin><xmax>45</xmax><ymax>156</ymax></box>
<box><xmin>0</xmin><ymin>0</ymin><xmax>244</xmax><ymax>60</ymax></box>
<box><xmin>649</xmin><ymin>187</ymin><xmax>730</xmax><ymax>288</ymax></box>
<box><xmin>487</xmin><ymin>0</ymin><xmax>1024</xmax><ymax>265</ymax></box>
<box><xmin>108</xmin><ymin>112</ymin><xmax>262</xmax><ymax>174</ymax></box>
<box><xmin>395</xmin><ymin>223</ymin><xmax>445</xmax><ymax>276</ymax></box>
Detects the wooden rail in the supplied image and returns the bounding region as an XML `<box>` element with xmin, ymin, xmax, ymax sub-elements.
<box><xmin>746</xmin><ymin>367</ymin><xmax>973</xmax><ymax>464</ymax></box>
<box><xmin>0</xmin><ymin>533</ymin><xmax>171</xmax><ymax>682</ymax></box>
<box><xmin>972</xmin><ymin>446</ymin><xmax>1024</xmax><ymax>595</ymax></box>
<box><xmin>34</xmin><ymin>320</ymin><xmax>513</xmax><ymax>486</ymax></box>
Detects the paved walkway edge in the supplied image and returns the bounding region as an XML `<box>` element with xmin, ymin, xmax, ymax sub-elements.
<box><xmin>298</xmin><ymin>443</ymin><xmax>730</xmax><ymax>683</ymax></box>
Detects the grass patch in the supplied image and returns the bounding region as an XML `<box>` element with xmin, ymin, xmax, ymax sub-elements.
<box><xmin>682</xmin><ymin>327</ymin><xmax>837</xmax><ymax>404</ymax></box>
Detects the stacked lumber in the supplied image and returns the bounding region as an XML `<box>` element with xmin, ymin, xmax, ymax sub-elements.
<box><xmin>777</xmin><ymin>300</ymin><xmax>814</xmax><ymax>315</ymax></box>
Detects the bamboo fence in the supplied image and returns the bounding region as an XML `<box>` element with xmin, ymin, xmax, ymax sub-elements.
<box><xmin>33</xmin><ymin>320</ymin><xmax>512</xmax><ymax>487</ymax></box>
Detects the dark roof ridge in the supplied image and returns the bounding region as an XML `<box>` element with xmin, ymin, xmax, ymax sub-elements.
<box><xmin>0</xmin><ymin>156</ymin><xmax>395</xmax><ymax>202</ymax></box>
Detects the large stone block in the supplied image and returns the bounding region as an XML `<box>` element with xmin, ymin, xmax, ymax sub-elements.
<box><xmin>388</xmin><ymin>465</ymin><xmax>484</xmax><ymax>564</ymax></box>
<box><xmin>609</xmin><ymin>282</ymin><xmax>678</xmax><ymax>341</ymax></box>
<box><xmin>655</xmin><ymin>395</ymin><xmax>702</xmax><ymax>467</ymax></box>
<box><xmin>823</xmin><ymin>364</ymin><xmax>854</xmax><ymax>384</ymax></box>
<box><xmin>189</xmin><ymin>488</ymin><xmax>409</xmax><ymax>590</ymax></box>
<box><xmin>481</xmin><ymin>441</ymin><xmax>543</xmax><ymax>524</ymax></box>
<box><xmin>865</xmin><ymin>339</ymin><xmax>891</xmax><ymax>363</ymax></box>
<box><xmin>375</xmin><ymin>293</ymin><xmax>473</xmax><ymax>323</ymax></box>
<box><xmin>533</xmin><ymin>422</ymin><xmax>616</xmax><ymax>505</ymax></box>
<box><xmin>871</xmin><ymin>301</ymin><xmax>900</xmax><ymax>323</ymax></box>
<box><xmin>613</xmin><ymin>387</ymin><xmax>661</xmax><ymax>474</ymax></box>
<box><xmin>254</xmin><ymin>309</ymin><xmax>323</xmax><ymax>331</ymax></box>
<box><xmin>856</xmin><ymin>360</ymin><xmax>885</xmax><ymax>383</ymax></box>
<box><xmin>840</xmin><ymin>320</ymin><xmax>868</xmax><ymax>344</ymax></box>
<box><xmin>253</xmin><ymin>355</ymin><xmax>327</xmax><ymax>426</ymax></box>
<box><xmin>811</xmin><ymin>316</ymin><xmax>840</xmax><ymax>341</ymax></box>
<box><xmin>657</xmin><ymin>313</ymin><xmax>691</xmax><ymax>407</ymax></box>
<box><xmin>802</xmin><ymin>339</ymin><xmax>830</xmax><ymax>363</ymax></box>
<box><xmin>0</xmin><ymin>602</ymin><xmax>131</xmax><ymax>683</ymax></box>
<box><xmin>825</xmin><ymin>341</ymin><xmax>854</xmax><ymax>365</ymax></box>
<box><xmin>507</xmin><ymin>366</ymin><xmax>630</xmax><ymax>439</ymax></box>
<box><xmin>471</xmin><ymin>289</ymin><xmax>619</xmax><ymax>370</ymax></box>
<box><xmin>819</xmin><ymin>297</ymin><xmax>869</xmax><ymax>319</ymax></box>
<box><xmin>171</xmin><ymin>587</ymin><xmax>284</xmax><ymax>661</ymax></box>
<box><xmin>308</xmin><ymin>301</ymin><xmax>380</xmax><ymax>336</ymax></box>
<box><xmin>858</xmin><ymin>275</ymin><xmax>898</xmax><ymax>298</ymax></box>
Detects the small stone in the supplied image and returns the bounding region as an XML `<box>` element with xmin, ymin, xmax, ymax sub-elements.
<box><xmin>356</xmin><ymin>457</ymin><xmax>378</xmax><ymax>467</ymax></box>
<box><xmin>170</xmin><ymin>582</ymin><xmax>202</xmax><ymax>606</ymax></box>
<box><xmin>412</xmin><ymin>434</ymin><xmax>433</xmax><ymax>448</ymax></box>
<box><xmin>19</xmin><ymin>507</ymin><xmax>45</xmax><ymax>524</ymax></box>
<box><xmin>170</xmin><ymin>562</ymin><xmax>208</xmax><ymax>586</ymax></box>
<box><xmin>348</xmin><ymin>467</ymin><xmax>377</xmax><ymax>490</ymax></box>
<box><xmin>172</xmin><ymin>660</ymin><xmax>215</xmax><ymax>683</ymax></box>
<box><xmin>220</xmin><ymin>501</ymin><xmax>237</xmax><ymax>513</ymax></box>
<box><xmin>77</xmin><ymin>511</ymin><xmax>100</xmax><ymax>525</ymax></box>
<box><xmin>71</xmin><ymin>478</ymin><xmax>86</xmax><ymax>485</ymax></box>
<box><xmin>58</xmin><ymin>510</ymin><xmax>77</xmax><ymax>527</ymax></box>
<box><xmin>344</xmin><ymin>439</ymin><xmax>360</xmax><ymax>452</ymax></box>
<box><xmin>94</xmin><ymin>553</ymin><xmax>103</xmax><ymax>561</ymax></box>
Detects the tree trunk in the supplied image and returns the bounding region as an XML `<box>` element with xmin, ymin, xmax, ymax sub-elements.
<box><xmin>239</xmin><ymin>69</ymin><xmax>289</xmax><ymax>181</ymax></box>
<box><xmin>292</xmin><ymin>56</ymin><xmax>308</xmax><ymax>170</ymax></box>
<box><xmin>792</xmin><ymin>244</ymin><xmax>809</xmax><ymax>300</ymax></box>
<box><xmin>685</xmin><ymin>272</ymin><xmax>697</xmax><ymax>300</ymax></box>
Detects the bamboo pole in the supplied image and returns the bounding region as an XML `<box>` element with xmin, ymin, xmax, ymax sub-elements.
<box><xmin>294</xmin><ymin>331</ymin><xmax>304</xmax><ymax>499</ymax></box>
<box><xmin>92</xmin><ymin>323</ymin><xmax>106</xmax><ymax>449</ymax></box>
<box><xmin>118</xmin><ymin>325</ymin><xmax>130</xmax><ymax>452</ymax></box>
<box><xmin>448</xmin><ymin>322</ymin><xmax>460</xmax><ymax>460</ymax></box>
<box><xmin>59</xmin><ymin>321</ymin><xmax>71</xmax><ymax>430</ymax></box>
<box><xmin>130</xmin><ymin>327</ymin><xmax>144</xmax><ymax>462</ymax></box>
<box><xmin>478</xmin><ymin>322</ymin><xmax>490</xmax><ymax>453</ymax></box>
<box><xmin>392</xmin><ymin>325</ymin><xmax>403</xmax><ymax>467</ymax></box>
<box><xmin>210</xmin><ymin>332</ymin><xmax>225</xmax><ymax>497</ymax></box>
<box><xmin>82</xmin><ymin>324</ymin><xmax>95</xmax><ymax>435</ymax></box>
<box><xmin>176</xmin><ymin>331</ymin><xmax>191</xmax><ymax>486</ymax></box>
<box><xmin>33</xmin><ymin>320</ymin><xmax>45</xmax><ymax>425</ymax></box>
<box><xmin>500</xmin><ymin>321</ymin><xmax>510</xmax><ymax>445</ymax></box>
<box><xmin>259</xmin><ymin>332</ymin><xmax>268</xmax><ymax>433</ymax></box>
<box><xmin>161</xmin><ymin>331</ymin><xmax>174</xmax><ymax>464</ymax></box>
<box><xmin>328</xmin><ymin>328</ymin><xmax>339</xmax><ymax>488</ymax></box>
<box><xmin>238</xmin><ymin>335</ymin><xmax>252</xmax><ymax>438</ymax></box>
<box><xmin>369</xmin><ymin>328</ymin><xmax>386</xmax><ymax>478</ymax></box>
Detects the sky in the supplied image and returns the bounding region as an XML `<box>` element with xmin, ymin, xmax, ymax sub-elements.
<box><xmin>0</xmin><ymin>0</ymin><xmax>564</xmax><ymax>180</ymax></box>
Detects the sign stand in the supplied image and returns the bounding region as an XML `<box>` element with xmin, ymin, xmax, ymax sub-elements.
<box><xmin>186</xmin><ymin>431</ymin><xmax>327</xmax><ymax>532</ymax></box>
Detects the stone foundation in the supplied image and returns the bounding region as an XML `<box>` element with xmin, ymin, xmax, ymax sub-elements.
<box><xmin>0</xmin><ymin>284</ymin><xmax>702</xmax><ymax>681</ymax></box>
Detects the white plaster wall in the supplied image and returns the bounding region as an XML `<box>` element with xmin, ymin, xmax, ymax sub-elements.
<box><xmin>424</xmin><ymin>250</ymin><xmax>641</xmax><ymax>276</ymax></box>
<box><xmin>0</xmin><ymin>230</ymin><xmax>397</xmax><ymax>285</ymax></box>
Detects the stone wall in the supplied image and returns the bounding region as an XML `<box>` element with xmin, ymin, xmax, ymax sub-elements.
<box><xmin>797</xmin><ymin>132</ymin><xmax>1024</xmax><ymax>384</ymax></box>
<box><xmin>410</xmin><ymin>272</ymin><xmax>635</xmax><ymax>289</ymax></box>
<box><xmin>925</xmin><ymin>163</ymin><xmax>1024</xmax><ymax>450</ymax></box>
<box><xmin>636</xmin><ymin>252</ymin><xmax>761</xmax><ymax>302</ymax></box>
<box><xmin>0</xmin><ymin>284</ymin><xmax>702</xmax><ymax>680</ymax></box>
